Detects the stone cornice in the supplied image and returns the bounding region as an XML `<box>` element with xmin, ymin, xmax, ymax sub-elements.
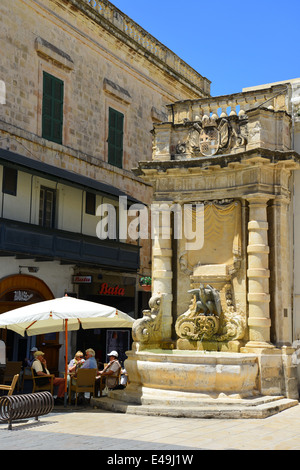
<box><xmin>60</xmin><ymin>0</ymin><xmax>210</xmax><ymax>97</ymax></box>
<box><xmin>133</xmin><ymin>148</ymin><xmax>300</xmax><ymax>177</ymax></box>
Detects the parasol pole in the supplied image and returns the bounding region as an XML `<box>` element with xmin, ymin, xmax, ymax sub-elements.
<box><xmin>64</xmin><ymin>318</ymin><xmax>68</xmax><ymax>407</ymax></box>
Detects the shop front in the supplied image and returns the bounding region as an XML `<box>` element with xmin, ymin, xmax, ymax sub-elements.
<box><xmin>73</xmin><ymin>271</ymin><xmax>137</xmax><ymax>366</ymax></box>
<box><xmin>0</xmin><ymin>274</ymin><xmax>62</xmax><ymax>374</ymax></box>
<box><xmin>0</xmin><ymin>271</ymin><xmax>148</xmax><ymax>375</ymax></box>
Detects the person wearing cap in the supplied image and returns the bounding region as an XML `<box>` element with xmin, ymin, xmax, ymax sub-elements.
<box><xmin>32</xmin><ymin>351</ymin><xmax>65</xmax><ymax>404</ymax></box>
<box><xmin>23</xmin><ymin>346</ymin><xmax>38</xmax><ymax>367</ymax></box>
<box><xmin>96</xmin><ymin>351</ymin><xmax>121</xmax><ymax>390</ymax></box>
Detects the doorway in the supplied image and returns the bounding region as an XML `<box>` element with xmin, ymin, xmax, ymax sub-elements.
<box><xmin>0</xmin><ymin>274</ymin><xmax>57</xmax><ymax>370</ymax></box>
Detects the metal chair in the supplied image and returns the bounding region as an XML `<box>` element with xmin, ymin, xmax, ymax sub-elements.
<box><xmin>68</xmin><ymin>368</ymin><xmax>97</xmax><ymax>406</ymax></box>
<box><xmin>0</xmin><ymin>374</ymin><xmax>20</xmax><ymax>396</ymax></box>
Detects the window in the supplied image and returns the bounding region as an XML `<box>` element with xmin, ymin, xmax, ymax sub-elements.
<box><xmin>85</xmin><ymin>191</ymin><xmax>96</xmax><ymax>215</ymax></box>
<box><xmin>39</xmin><ymin>186</ymin><xmax>56</xmax><ymax>228</ymax></box>
<box><xmin>108</xmin><ymin>107</ymin><xmax>124</xmax><ymax>169</ymax></box>
<box><xmin>2</xmin><ymin>167</ymin><xmax>17</xmax><ymax>196</ymax></box>
<box><xmin>42</xmin><ymin>72</ymin><xmax>64</xmax><ymax>144</ymax></box>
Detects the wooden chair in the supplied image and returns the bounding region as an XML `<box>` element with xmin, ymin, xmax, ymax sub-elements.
<box><xmin>3</xmin><ymin>361</ymin><xmax>22</xmax><ymax>392</ymax></box>
<box><xmin>31</xmin><ymin>368</ymin><xmax>54</xmax><ymax>395</ymax></box>
<box><xmin>0</xmin><ymin>374</ymin><xmax>19</xmax><ymax>396</ymax></box>
<box><xmin>68</xmin><ymin>368</ymin><xmax>97</xmax><ymax>406</ymax></box>
<box><xmin>98</xmin><ymin>366</ymin><xmax>121</xmax><ymax>397</ymax></box>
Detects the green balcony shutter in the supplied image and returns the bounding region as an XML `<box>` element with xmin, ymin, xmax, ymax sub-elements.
<box><xmin>42</xmin><ymin>72</ymin><xmax>64</xmax><ymax>144</ymax></box>
<box><xmin>108</xmin><ymin>107</ymin><xmax>124</xmax><ymax>168</ymax></box>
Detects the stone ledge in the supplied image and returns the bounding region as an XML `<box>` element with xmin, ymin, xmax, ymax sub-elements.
<box><xmin>91</xmin><ymin>395</ymin><xmax>299</xmax><ymax>419</ymax></box>
<box><xmin>35</xmin><ymin>37</ymin><xmax>74</xmax><ymax>71</ymax></box>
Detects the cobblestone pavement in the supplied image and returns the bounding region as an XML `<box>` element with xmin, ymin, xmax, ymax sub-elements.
<box><xmin>0</xmin><ymin>403</ymin><xmax>300</xmax><ymax>451</ymax></box>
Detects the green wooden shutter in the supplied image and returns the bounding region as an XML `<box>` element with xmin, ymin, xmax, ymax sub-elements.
<box><xmin>42</xmin><ymin>72</ymin><xmax>64</xmax><ymax>144</ymax></box>
<box><xmin>108</xmin><ymin>107</ymin><xmax>124</xmax><ymax>168</ymax></box>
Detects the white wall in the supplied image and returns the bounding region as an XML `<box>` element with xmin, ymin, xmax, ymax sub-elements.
<box><xmin>1</xmin><ymin>170</ymin><xmax>32</xmax><ymax>222</ymax></box>
<box><xmin>0</xmin><ymin>166</ymin><xmax>118</xmax><ymax>239</ymax></box>
<box><xmin>0</xmin><ymin>257</ymin><xmax>74</xmax><ymax>298</ymax></box>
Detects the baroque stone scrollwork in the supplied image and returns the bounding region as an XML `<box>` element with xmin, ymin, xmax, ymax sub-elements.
<box><xmin>132</xmin><ymin>293</ymin><xmax>164</xmax><ymax>345</ymax></box>
<box><xmin>175</xmin><ymin>284</ymin><xmax>246</xmax><ymax>343</ymax></box>
<box><xmin>217</xmin><ymin>286</ymin><xmax>246</xmax><ymax>342</ymax></box>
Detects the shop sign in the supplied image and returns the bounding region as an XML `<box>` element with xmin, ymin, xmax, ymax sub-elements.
<box><xmin>13</xmin><ymin>290</ymin><xmax>34</xmax><ymax>302</ymax></box>
<box><xmin>98</xmin><ymin>282</ymin><xmax>125</xmax><ymax>296</ymax></box>
<box><xmin>72</xmin><ymin>275</ymin><xmax>92</xmax><ymax>284</ymax></box>
<box><xmin>0</xmin><ymin>290</ymin><xmax>43</xmax><ymax>303</ymax></box>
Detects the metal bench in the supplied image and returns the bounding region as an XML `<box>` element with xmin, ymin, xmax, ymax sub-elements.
<box><xmin>0</xmin><ymin>391</ymin><xmax>54</xmax><ymax>430</ymax></box>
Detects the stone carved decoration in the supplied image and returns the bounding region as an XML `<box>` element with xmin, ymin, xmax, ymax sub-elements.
<box><xmin>175</xmin><ymin>284</ymin><xmax>246</xmax><ymax>343</ymax></box>
<box><xmin>178</xmin><ymin>116</ymin><xmax>247</xmax><ymax>157</ymax></box>
<box><xmin>132</xmin><ymin>294</ymin><xmax>164</xmax><ymax>345</ymax></box>
<box><xmin>188</xmin><ymin>284</ymin><xmax>222</xmax><ymax>317</ymax></box>
<box><xmin>217</xmin><ymin>285</ymin><xmax>246</xmax><ymax>342</ymax></box>
<box><xmin>176</xmin><ymin>308</ymin><xmax>220</xmax><ymax>341</ymax></box>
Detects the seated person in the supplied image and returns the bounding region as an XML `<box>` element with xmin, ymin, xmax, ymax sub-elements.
<box><xmin>67</xmin><ymin>350</ymin><xmax>85</xmax><ymax>390</ymax></box>
<box><xmin>80</xmin><ymin>348</ymin><xmax>97</xmax><ymax>369</ymax></box>
<box><xmin>70</xmin><ymin>348</ymin><xmax>97</xmax><ymax>405</ymax></box>
<box><xmin>96</xmin><ymin>350</ymin><xmax>121</xmax><ymax>390</ymax></box>
<box><xmin>23</xmin><ymin>346</ymin><xmax>38</xmax><ymax>368</ymax></box>
<box><xmin>32</xmin><ymin>351</ymin><xmax>65</xmax><ymax>404</ymax></box>
<box><xmin>68</xmin><ymin>351</ymin><xmax>85</xmax><ymax>374</ymax></box>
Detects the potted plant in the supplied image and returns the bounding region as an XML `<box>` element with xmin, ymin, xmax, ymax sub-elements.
<box><xmin>140</xmin><ymin>276</ymin><xmax>151</xmax><ymax>292</ymax></box>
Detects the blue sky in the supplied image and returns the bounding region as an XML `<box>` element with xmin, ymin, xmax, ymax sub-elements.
<box><xmin>110</xmin><ymin>0</ymin><xmax>300</xmax><ymax>97</ymax></box>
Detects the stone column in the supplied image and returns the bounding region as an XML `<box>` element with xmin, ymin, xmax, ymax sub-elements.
<box><xmin>152</xmin><ymin>203</ymin><xmax>173</xmax><ymax>343</ymax></box>
<box><xmin>244</xmin><ymin>194</ymin><xmax>275</xmax><ymax>350</ymax></box>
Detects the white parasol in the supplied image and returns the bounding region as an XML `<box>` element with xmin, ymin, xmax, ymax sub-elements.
<box><xmin>0</xmin><ymin>295</ymin><xmax>134</xmax><ymax>402</ymax></box>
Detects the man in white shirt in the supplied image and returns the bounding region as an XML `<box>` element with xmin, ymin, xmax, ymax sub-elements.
<box><xmin>32</xmin><ymin>351</ymin><xmax>65</xmax><ymax>403</ymax></box>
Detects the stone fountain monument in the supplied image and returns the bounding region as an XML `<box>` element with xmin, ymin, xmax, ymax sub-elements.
<box><xmin>94</xmin><ymin>84</ymin><xmax>300</xmax><ymax>418</ymax></box>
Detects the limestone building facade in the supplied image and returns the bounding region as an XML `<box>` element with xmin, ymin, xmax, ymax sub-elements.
<box><xmin>0</xmin><ymin>0</ymin><xmax>210</xmax><ymax>370</ymax></box>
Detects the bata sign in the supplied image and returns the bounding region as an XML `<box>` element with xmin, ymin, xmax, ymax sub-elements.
<box><xmin>72</xmin><ymin>275</ymin><xmax>92</xmax><ymax>284</ymax></box>
<box><xmin>98</xmin><ymin>283</ymin><xmax>125</xmax><ymax>296</ymax></box>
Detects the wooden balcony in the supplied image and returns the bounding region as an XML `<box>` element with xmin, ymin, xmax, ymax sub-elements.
<box><xmin>0</xmin><ymin>218</ymin><xmax>139</xmax><ymax>271</ymax></box>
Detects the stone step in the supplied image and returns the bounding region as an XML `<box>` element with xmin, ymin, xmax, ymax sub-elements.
<box><xmin>91</xmin><ymin>396</ymin><xmax>299</xmax><ymax>419</ymax></box>
<box><xmin>107</xmin><ymin>389</ymin><xmax>287</xmax><ymax>407</ymax></box>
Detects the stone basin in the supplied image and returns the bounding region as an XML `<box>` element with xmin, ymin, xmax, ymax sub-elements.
<box><xmin>124</xmin><ymin>349</ymin><xmax>259</xmax><ymax>401</ymax></box>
